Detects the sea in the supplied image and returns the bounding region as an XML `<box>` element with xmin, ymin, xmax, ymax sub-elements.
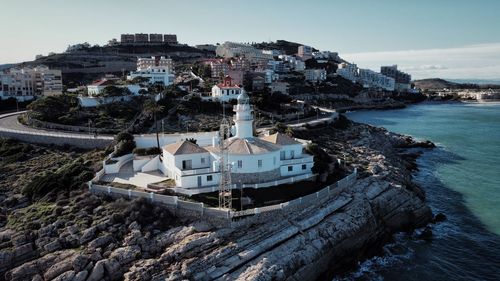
<box><xmin>338</xmin><ymin>102</ymin><xmax>500</xmax><ymax>281</ymax></box>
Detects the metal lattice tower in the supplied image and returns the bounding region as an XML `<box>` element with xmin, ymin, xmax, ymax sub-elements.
<box><xmin>218</xmin><ymin>112</ymin><xmax>232</xmax><ymax>210</ymax></box>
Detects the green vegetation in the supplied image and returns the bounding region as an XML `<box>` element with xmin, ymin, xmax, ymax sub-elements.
<box><xmin>0</xmin><ymin>138</ymin><xmax>31</xmax><ymax>164</ymax></box>
<box><xmin>332</xmin><ymin>114</ymin><xmax>351</xmax><ymax>130</ymax></box>
<box><xmin>144</xmin><ymin>99</ymin><xmax>165</xmax><ymax>150</ymax></box>
<box><xmin>305</xmin><ymin>143</ymin><xmax>333</xmax><ymax>175</ymax></box>
<box><xmin>21</xmin><ymin>158</ymin><xmax>94</xmax><ymax>200</ymax></box>
<box><xmin>133</xmin><ymin>147</ymin><xmax>161</xmax><ymax>156</ymax></box>
<box><xmin>114</xmin><ymin>132</ymin><xmax>136</xmax><ymax>157</ymax></box>
<box><xmin>7</xmin><ymin>202</ymin><xmax>57</xmax><ymax>231</ymax></box>
<box><xmin>0</xmin><ymin>97</ymin><xmax>32</xmax><ymax>113</ymax></box>
<box><xmin>27</xmin><ymin>94</ymin><xmax>142</xmax><ymax>132</ymax></box>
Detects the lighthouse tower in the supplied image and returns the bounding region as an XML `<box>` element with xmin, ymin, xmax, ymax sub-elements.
<box><xmin>233</xmin><ymin>91</ymin><xmax>253</xmax><ymax>139</ymax></box>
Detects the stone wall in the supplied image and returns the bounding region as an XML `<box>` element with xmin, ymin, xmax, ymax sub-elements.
<box><xmin>231</xmin><ymin>168</ymin><xmax>281</xmax><ymax>184</ymax></box>
<box><xmin>0</xmin><ymin>130</ymin><xmax>112</xmax><ymax>149</ymax></box>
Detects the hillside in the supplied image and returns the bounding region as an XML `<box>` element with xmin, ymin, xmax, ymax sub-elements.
<box><xmin>16</xmin><ymin>44</ymin><xmax>214</xmax><ymax>84</ymax></box>
<box><xmin>413</xmin><ymin>78</ymin><xmax>500</xmax><ymax>90</ymax></box>
<box><xmin>252</xmin><ymin>40</ymin><xmax>318</xmax><ymax>55</ymax></box>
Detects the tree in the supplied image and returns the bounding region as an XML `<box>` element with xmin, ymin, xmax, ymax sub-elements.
<box><xmin>143</xmin><ymin>98</ymin><xmax>165</xmax><ymax>152</ymax></box>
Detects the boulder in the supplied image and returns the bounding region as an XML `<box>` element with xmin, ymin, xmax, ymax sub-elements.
<box><xmin>72</xmin><ymin>254</ymin><xmax>90</xmax><ymax>272</ymax></box>
<box><xmin>43</xmin><ymin>259</ymin><xmax>73</xmax><ymax>280</ymax></box>
<box><xmin>44</xmin><ymin>239</ymin><xmax>63</xmax><ymax>253</ymax></box>
<box><xmin>433</xmin><ymin>213</ymin><xmax>447</xmax><ymax>223</ymax></box>
<box><xmin>86</xmin><ymin>259</ymin><xmax>105</xmax><ymax>281</ymax></box>
<box><xmin>109</xmin><ymin>245</ymin><xmax>141</xmax><ymax>265</ymax></box>
<box><xmin>79</xmin><ymin>227</ymin><xmax>97</xmax><ymax>245</ymax></box>
<box><xmin>72</xmin><ymin>270</ymin><xmax>88</xmax><ymax>281</ymax></box>
<box><xmin>51</xmin><ymin>270</ymin><xmax>75</xmax><ymax>281</ymax></box>
<box><xmin>88</xmin><ymin>234</ymin><xmax>113</xmax><ymax>249</ymax></box>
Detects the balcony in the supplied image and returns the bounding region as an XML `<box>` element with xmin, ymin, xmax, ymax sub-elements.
<box><xmin>175</xmin><ymin>166</ymin><xmax>214</xmax><ymax>176</ymax></box>
<box><xmin>281</xmin><ymin>155</ymin><xmax>314</xmax><ymax>165</ymax></box>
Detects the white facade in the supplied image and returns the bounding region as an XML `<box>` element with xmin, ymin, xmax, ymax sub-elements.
<box><xmin>337</xmin><ymin>63</ymin><xmax>359</xmax><ymax>82</ymax></box>
<box><xmin>155</xmin><ymin>91</ymin><xmax>314</xmax><ymax>190</ymax></box>
<box><xmin>211</xmin><ymin>75</ymin><xmax>245</xmax><ymax>102</ymax></box>
<box><xmin>304</xmin><ymin>69</ymin><xmax>327</xmax><ymax>82</ymax></box>
<box><xmin>0</xmin><ymin>65</ymin><xmax>62</xmax><ymax>100</ymax></box>
<box><xmin>127</xmin><ymin>56</ymin><xmax>175</xmax><ymax>86</ymax></box>
<box><xmin>358</xmin><ymin>69</ymin><xmax>395</xmax><ymax>91</ymax></box>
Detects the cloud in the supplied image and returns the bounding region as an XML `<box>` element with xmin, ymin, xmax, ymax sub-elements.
<box><xmin>342</xmin><ymin>43</ymin><xmax>500</xmax><ymax>80</ymax></box>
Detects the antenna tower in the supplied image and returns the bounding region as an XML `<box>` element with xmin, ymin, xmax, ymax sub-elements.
<box><xmin>218</xmin><ymin>104</ymin><xmax>232</xmax><ymax>209</ymax></box>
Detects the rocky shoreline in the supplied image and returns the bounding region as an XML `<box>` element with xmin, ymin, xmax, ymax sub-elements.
<box><xmin>0</xmin><ymin>118</ymin><xmax>436</xmax><ymax>281</ymax></box>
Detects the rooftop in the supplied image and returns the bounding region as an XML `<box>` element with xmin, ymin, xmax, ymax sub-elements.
<box><xmin>163</xmin><ymin>140</ymin><xmax>208</xmax><ymax>155</ymax></box>
<box><xmin>261</xmin><ymin>133</ymin><xmax>301</xmax><ymax>146</ymax></box>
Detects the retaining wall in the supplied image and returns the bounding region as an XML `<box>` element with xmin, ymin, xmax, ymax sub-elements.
<box><xmin>88</xmin><ymin>169</ymin><xmax>357</xmax><ymax>226</ymax></box>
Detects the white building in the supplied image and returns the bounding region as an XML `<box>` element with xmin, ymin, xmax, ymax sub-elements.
<box><xmin>304</xmin><ymin>69</ymin><xmax>327</xmax><ymax>82</ymax></box>
<box><xmin>216</xmin><ymin>42</ymin><xmax>273</xmax><ymax>61</ymax></box>
<box><xmin>0</xmin><ymin>65</ymin><xmax>62</xmax><ymax>101</ymax></box>
<box><xmin>336</xmin><ymin>63</ymin><xmax>359</xmax><ymax>82</ymax></box>
<box><xmin>298</xmin><ymin>45</ymin><xmax>313</xmax><ymax>60</ymax></box>
<box><xmin>268</xmin><ymin>82</ymin><xmax>290</xmax><ymax>95</ymax></box>
<box><xmin>160</xmin><ymin>91</ymin><xmax>314</xmax><ymax>189</ymax></box>
<box><xmin>127</xmin><ymin>56</ymin><xmax>175</xmax><ymax>86</ymax></box>
<box><xmin>358</xmin><ymin>69</ymin><xmax>395</xmax><ymax>91</ymax></box>
<box><xmin>211</xmin><ymin>75</ymin><xmax>245</xmax><ymax>102</ymax></box>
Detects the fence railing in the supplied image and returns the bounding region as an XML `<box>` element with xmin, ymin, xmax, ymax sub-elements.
<box><xmin>88</xmin><ymin>168</ymin><xmax>357</xmax><ymax>222</ymax></box>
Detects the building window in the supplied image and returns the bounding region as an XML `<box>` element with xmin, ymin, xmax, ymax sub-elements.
<box><xmin>280</xmin><ymin>151</ymin><xmax>285</xmax><ymax>160</ymax></box>
<box><xmin>302</xmin><ymin>164</ymin><xmax>307</xmax><ymax>170</ymax></box>
<box><xmin>258</xmin><ymin>159</ymin><xmax>262</xmax><ymax>168</ymax></box>
<box><xmin>290</xmin><ymin>150</ymin><xmax>295</xmax><ymax>159</ymax></box>
<box><xmin>273</xmin><ymin>156</ymin><xmax>276</xmax><ymax>165</ymax></box>
<box><xmin>207</xmin><ymin>175</ymin><xmax>213</xmax><ymax>181</ymax></box>
<box><xmin>237</xmin><ymin>160</ymin><xmax>243</xmax><ymax>168</ymax></box>
<box><xmin>288</xmin><ymin>166</ymin><xmax>293</xmax><ymax>172</ymax></box>
<box><xmin>201</xmin><ymin>157</ymin><xmax>205</xmax><ymax>164</ymax></box>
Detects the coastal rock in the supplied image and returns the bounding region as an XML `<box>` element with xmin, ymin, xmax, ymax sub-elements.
<box><xmin>86</xmin><ymin>259</ymin><xmax>105</xmax><ymax>281</ymax></box>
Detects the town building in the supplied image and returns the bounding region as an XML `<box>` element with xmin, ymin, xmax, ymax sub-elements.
<box><xmin>0</xmin><ymin>65</ymin><xmax>62</xmax><ymax>101</ymax></box>
<box><xmin>279</xmin><ymin>55</ymin><xmax>306</xmax><ymax>71</ymax></box>
<box><xmin>227</xmin><ymin>70</ymin><xmax>244</xmax><ymax>86</ymax></box>
<box><xmin>216</xmin><ymin>42</ymin><xmax>274</xmax><ymax>61</ymax></box>
<box><xmin>381</xmin><ymin>65</ymin><xmax>411</xmax><ymax>91</ymax></box>
<box><xmin>268</xmin><ymin>82</ymin><xmax>290</xmax><ymax>95</ymax></box>
<box><xmin>304</xmin><ymin>69</ymin><xmax>327</xmax><ymax>82</ymax></box>
<box><xmin>127</xmin><ymin>56</ymin><xmax>175</xmax><ymax>86</ymax></box>
<box><xmin>211</xmin><ymin>75</ymin><xmax>245</xmax><ymax>102</ymax></box>
<box><xmin>298</xmin><ymin>45</ymin><xmax>313</xmax><ymax>60</ymax></box>
<box><xmin>358</xmin><ymin>69</ymin><xmax>395</xmax><ymax>91</ymax></box>
<box><xmin>312</xmin><ymin>51</ymin><xmax>339</xmax><ymax>61</ymax></box>
<box><xmin>262</xmin><ymin>49</ymin><xmax>281</xmax><ymax>57</ymax></box>
<box><xmin>336</xmin><ymin>63</ymin><xmax>359</xmax><ymax>82</ymax></box>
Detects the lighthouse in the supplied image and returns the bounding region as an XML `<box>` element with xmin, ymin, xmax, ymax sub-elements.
<box><xmin>233</xmin><ymin>91</ymin><xmax>253</xmax><ymax>139</ymax></box>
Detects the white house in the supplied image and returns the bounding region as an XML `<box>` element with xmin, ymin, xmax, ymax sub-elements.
<box><xmin>127</xmin><ymin>56</ymin><xmax>175</xmax><ymax>86</ymax></box>
<box><xmin>211</xmin><ymin>75</ymin><xmax>245</xmax><ymax>102</ymax></box>
<box><xmin>158</xmin><ymin>91</ymin><xmax>314</xmax><ymax>189</ymax></box>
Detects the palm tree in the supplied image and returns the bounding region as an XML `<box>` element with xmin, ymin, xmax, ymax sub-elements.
<box><xmin>143</xmin><ymin>98</ymin><xmax>165</xmax><ymax>152</ymax></box>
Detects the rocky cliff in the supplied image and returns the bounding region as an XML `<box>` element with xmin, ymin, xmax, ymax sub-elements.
<box><xmin>0</xmin><ymin>119</ymin><xmax>433</xmax><ymax>281</ymax></box>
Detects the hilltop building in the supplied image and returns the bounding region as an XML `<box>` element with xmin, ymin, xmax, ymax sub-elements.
<box><xmin>119</xmin><ymin>33</ymin><xmax>178</xmax><ymax>44</ymax></box>
<box><xmin>304</xmin><ymin>69</ymin><xmax>327</xmax><ymax>82</ymax></box>
<box><xmin>0</xmin><ymin>65</ymin><xmax>62</xmax><ymax>101</ymax></box>
<box><xmin>127</xmin><ymin>56</ymin><xmax>175</xmax><ymax>86</ymax></box>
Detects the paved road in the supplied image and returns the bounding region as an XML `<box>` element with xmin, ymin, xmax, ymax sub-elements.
<box><xmin>0</xmin><ymin>111</ymin><xmax>114</xmax><ymax>140</ymax></box>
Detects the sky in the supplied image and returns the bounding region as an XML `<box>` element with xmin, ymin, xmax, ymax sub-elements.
<box><xmin>1</xmin><ymin>0</ymin><xmax>500</xmax><ymax>80</ymax></box>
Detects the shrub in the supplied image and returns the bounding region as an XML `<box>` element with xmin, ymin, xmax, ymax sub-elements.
<box><xmin>133</xmin><ymin>148</ymin><xmax>147</xmax><ymax>156</ymax></box>
<box><xmin>115</xmin><ymin>140</ymin><xmax>136</xmax><ymax>157</ymax></box>
<box><xmin>115</xmin><ymin>131</ymin><xmax>134</xmax><ymax>142</ymax></box>
<box><xmin>305</xmin><ymin>143</ymin><xmax>332</xmax><ymax>174</ymax></box>
<box><xmin>146</xmin><ymin>147</ymin><xmax>161</xmax><ymax>155</ymax></box>
<box><xmin>22</xmin><ymin>158</ymin><xmax>94</xmax><ymax>200</ymax></box>
<box><xmin>332</xmin><ymin>114</ymin><xmax>351</xmax><ymax>130</ymax></box>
